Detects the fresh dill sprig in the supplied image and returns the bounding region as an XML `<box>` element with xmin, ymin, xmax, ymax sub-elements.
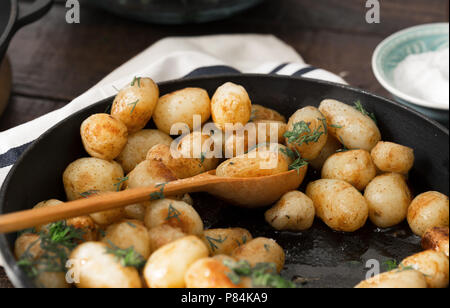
<box><xmin>80</xmin><ymin>190</ymin><xmax>100</xmax><ymax>198</ymax></box>
<box><xmin>284</xmin><ymin>121</ymin><xmax>325</xmax><ymax>146</ymax></box>
<box><xmin>205</xmin><ymin>235</ymin><xmax>228</xmax><ymax>252</ymax></box>
<box><xmin>150</xmin><ymin>183</ymin><xmax>167</xmax><ymax>201</ymax></box>
<box><xmin>330</xmin><ymin>124</ymin><xmax>343</xmax><ymax>129</ymax></box>
<box><xmin>131</xmin><ymin>76</ymin><xmax>141</xmax><ymax>88</ymax></box>
<box><xmin>287</xmin><ymin>148</ymin><xmax>309</xmax><ymax>174</ymax></box>
<box><xmin>279</xmin><ymin>147</ymin><xmax>296</xmax><ymax>160</ymax></box>
<box><xmin>105</xmin><ymin>241</ymin><xmax>145</xmax><ymax>269</ymax></box>
<box><xmin>114</xmin><ymin>176</ymin><xmax>129</xmax><ymax>192</ymax></box>
<box><xmin>200</xmin><ymin>152</ymin><xmax>206</xmax><ymax>165</ymax></box>
<box><xmin>353</xmin><ymin>100</ymin><xmax>377</xmax><ymax>124</ymax></box>
<box><xmin>128</xmin><ymin>99</ymin><xmax>140</xmax><ymax>114</ymax></box>
<box><xmin>166</xmin><ymin>203</ymin><xmax>182</xmax><ymax>222</ymax></box>
<box><xmin>43</xmin><ymin>221</ymin><xmax>85</xmax><ymax>250</ymax></box>
<box><xmin>383</xmin><ymin>259</ymin><xmax>399</xmax><ymax>271</ymax></box>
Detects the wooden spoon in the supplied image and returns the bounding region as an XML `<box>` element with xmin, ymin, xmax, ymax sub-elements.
<box><xmin>0</xmin><ymin>167</ymin><xmax>307</xmax><ymax>234</ymax></box>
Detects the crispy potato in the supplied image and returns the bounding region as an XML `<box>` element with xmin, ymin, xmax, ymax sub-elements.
<box><xmin>364</xmin><ymin>173</ymin><xmax>412</xmax><ymax>228</ymax></box>
<box><xmin>265</xmin><ymin>191</ymin><xmax>315</xmax><ymax>231</ymax></box>
<box><xmin>202</xmin><ymin>228</ymin><xmax>253</xmax><ymax>256</ymax></box>
<box><xmin>185</xmin><ymin>258</ymin><xmax>242</xmax><ymax>288</ymax></box>
<box><xmin>101</xmin><ymin>220</ymin><xmax>151</xmax><ymax>259</ymax></box>
<box><xmin>370</xmin><ymin>141</ymin><xmax>415</xmax><ymax>174</ymax></box>
<box><xmin>407</xmin><ymin>191</ymin><xmax>449</xmax><ymax>237</ymax></box>
<box><xmin>80</xmin><ymin>113</ymin><xmax>128</xmax><ymax>161</ymax></box>
<box><xmin>322</xmin><ymin>149</ymin><xmax>377</xmax><ymax>190</ymax></box>
<box><xmin>285</xmin><ymin>106</ymin><xmax>328</xmax><ymax>160</ymax></box>
<box><xmin>111</xmin><ymin>77</ymin><xmax>159</xmax><ymax>133</ymax></box>
<box><xmin>355</xmin><ymin>269</ymin><xmax>427</xmax><ymax>288</ymax></box>
<box><xmin>177</xmin><ymin>132</ymin><xmax>220</xmax><ymax>173</ymax></box>
<box><xmin>90</xmin><ymin>207</ymin><xmax>125</xmax><ymax>227</ymax></box>
<box><xmin>401</xmin><ymin>250</ymin><xmax>449</xmax><ymax>288</ymax></box>
<box><xmin>211</xmin><ymin>82</ymin><xmax>252</xmax><ymax>131</ymax></box>
<box><xmin>309</xmin><ymin>135</ymin><xmax>342</xmax><ymax>170</ymax></box>
<box><xmin>144</xmin><ymin>199</ymin><xmax>204</xmax><ymax>236</ymax></box>
<box><xmin>63</xmin><ymin>157</ymin><xmax>124</xmax><ymax>201</ymax></box>
<box><xmin>422</xmin><ymin>227</ymin><xmax>449</xmax><ymax>257</ymax></box>
<box><xmin>116</xmin><ymin>129</ymin><xmax>173</xmax><ymax>173</ymax></box>
<box><xmin>319</xmin><ymin>99</ymin><xmax>381</xmax><ymax>151</ymax></box>
<box><xmin>66</xmin><ymin>216</ymin><xmax>98</xmax><ymax>242</ymax></box>
<box><xmin>306</xmin><ymin>179</ymin><xmax>369</xmax><ymax>232</ymax></box>
<box><xmin>153</xmin><ymin>88</ymin><xmax>211</xmax><ymax>135</ymax></box>
<box><xmin>143</xmin><ymin>236</ymin><xmax>209</xmax><ymax>288</ymax></box>
<box><xmin>231</xmin><ymin>237</ymin><xmax>285</xmax><ymax>273</ymax></box>
<box><xmin>69</xmin><ymin>242</ymin><xmax>142</xmax><ymax>288</ymax></box>
<box><xmin>33</xmin><ymin>199</ymin><xmax>63</xmax><ymax>233</ymax></box>
<box><xmin>14</xmin><ymin>233</ymin><xmax>43</xmax><ymax>260</ymax></box>
<box><xmin>148</xmin><ymin>224</ymin><xmax>187</xmax><ymax>252</ymax></box>
<box><xmin>251</xmin><ymin>104</ymin><xmax>286</xmax><ymax>122</ymax></box>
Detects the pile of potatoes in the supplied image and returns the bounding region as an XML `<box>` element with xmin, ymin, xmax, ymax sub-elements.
<box><xmin>14</xmin><ymin>77</ymin><xmax>449</xmax><ymax>288</ymax></box>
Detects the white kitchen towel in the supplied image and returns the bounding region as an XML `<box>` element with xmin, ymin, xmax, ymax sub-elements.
<box><xmin>0</xmin><ymin>34</ymin><xmax>346</xmax><ymax>192</ymax></box>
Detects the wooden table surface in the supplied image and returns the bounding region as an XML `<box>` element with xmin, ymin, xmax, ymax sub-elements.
<box><xmin>0</xmin><ymin>0</ymin><xmax>448</xmax><ymax>288</ymax></box>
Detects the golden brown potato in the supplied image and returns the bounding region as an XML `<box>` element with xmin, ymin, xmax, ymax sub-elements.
<box><xmin>211</xmin><ymin>82</ymin><xmax>252</xmax><ymax>131</ymax></box>
<box><xmin>116</xmin><ymin>129</ymin><xmax>173</xmax><ymax>173</ymax></box>
<box><xmin>265</xmin><ymin>191</ymin><xmax>315</xmax><ymax>231</ymax></box>
<box><xmin>355</xmin><ymin>269</ymin><xmax>427</xmax><ymax>288</ymax></box>
<box><xmin>63</xmin><ymin>157</ymin><xmax>124</xmax><ymax>201</ymax></box>
<box><xmin>69</xmin><ymin>242</ymin><xmax>142</xmax><ymax>288</ymax></box>
<box><xmin>371</xmin><ymin>141</ymin><xmax>415</xmax><ymax>174</ymax></box>
<box><xmin>89</xmin><ymin>207</ymin><xmax>125</xmax><ymax>227</ymax></box>
<box><xmin>322</xmin><ymin>149</ymin><xmax>377</xmax><ymax>191</ymax></box>
<box><xmin>422</xmin><ymin>227</ymin><xmax>449</xmax><ymax>257</ymax></box>
<box><xmin>407</xmin><ymin>191</ymin><xmax>449</xmax><ymax>237</ymax></box>
<box><xmin>34</xmin><ymin>270</ymin><xmax>70</xmax><ymax>288</ymax></box>
<box><xmin>285</xmin><ymin>106</ymin><xmax>328</xmax><ymax>161</ymax></box>
<box><xmin>32</xmin><ymin>199</ymin><xmax>63</xmax><ymax>233</ymax></box>
<box><xmin>250</xmin><ymin>104</ymin><xmax>286</xmax><ymax>123</ymax></box>
<box><xmin>14</xmin><ymin>233</ymin><xmax>43</xmax><ymax>260</ymax></box>
<box><xmin>144</xmin><ymin>199</ymin><xmax>203</xmax><ymax>236</ymax></box>
<box><xmin>306</xmin><ymin>179</ymin><xmax>369</xmax><ymax>232</ymax></box>
<box><xmin>401</xmin><ymin>250</ymin><xmax>449</xmax><ymax>288</ymax></box>
<box><xmin>111</xmin><ymin>77</ymin><xmax>159</xmax><ymax>133</ymax></box>
<box><xmin>364</xmin><ymin>173</ymin><xmax>412</xmax><ymax>228</ymax></box>
<box><xmin>80</xmin><ymin>113</ymin><xmax>128</xmax><ymax>161</ymax></box>
<box><xmin>143</xmin><ymin>236</ymin><xmax>209</xmax><ymax>288</ymax></box>
<box><xmin>231</xmin><ymin>237</ymin><xmax>285</xmax><ymax>273</ymax></box>
<box><xmin>202</xmin><ymin>228</ymin><xmax>253</xmax><ymax>256</ymax></box>
<box><xmin>185</xmin><ymin>258</ymin><xmax>243</xmax><ymax>288</ymax></box>
<box><xmin>66</xmin><ymin>216</ymin><xmax>98</xmax><ymax>242</ymax></box>
<box><xmin>177</xmin><ymin>132</ymin><xmax>220</xmax><ymax>173</ymax></box>
<box><xmin>309</xmin><ymin>135</ymin><xmax>342</xmax><ymax>170</ymax></box>
<box><xmin>148</xmin><ymin>224</ymin><xmax>187</xmax><ymax>252</ymax></box>
<box><xmin>153</xmin><ymin>88</ymin><xmax>211</xmax><ymax>135</ymax></box>
<box><xmin>319</xmin><ymin>99</ymin><xmax>381</xmax><ymax>151</ymax></box>
<box><xmin>101</xmin><ymin>220</ymin><xmax>151</xmax><ymax>259</ymax></box>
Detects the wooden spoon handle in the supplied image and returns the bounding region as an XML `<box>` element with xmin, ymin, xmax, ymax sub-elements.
<box><xmin>0</xmin><ymin>172</ymin><xmax>219</xmax><ymax>234</ymax></box>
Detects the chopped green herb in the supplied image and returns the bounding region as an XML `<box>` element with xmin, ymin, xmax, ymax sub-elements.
<box><xmin>284</xmin><ymin>121</ymin><xmax>325</xmax><ymax>147</ymax></box>
<box><xmin>80</xmin><ymin>190</ymin><xmax>100</xmax><ymax>198</ymax></box>
<box><xmin>126</xmin><ymin>222</ymin><xmax>137</xmax><ymax>228</ymax></box>
<box><xmin>105</xmin><ymin>241</ymin><xmax>145</xmax><ymax>269</ymax></box>
<box><xmin>279</xmin><ymin>147</ymin><xmax>296</xmax><ymax>160</ymax></box>
<box><xmin>330</xmin><ymin>124</ymin><xmax>343</xmax><ymax>129</ymax></box>
<box><xmin>128</xmin><ymin>99</ymin><xmax>139</xmax><ymax>114</ymax></box>
<box><xmin>150</xmin><ymin>183</ymin><xmax>167</xmax><ymax>201</ymax></box>
<box><xmin>353</xmin><ymin>100</ymin><xmax>377</xmax><ymax>124</ymax></box>
<box><xmin>318</xmin><ymin>118</ymin><xmax>328</xmax><ymax>135</ymax></box>
<box><xmin>205</xmin><ymin>235</ymin><xmax>228</xmax><ymax>252</ymax></box>
<box><xmin>200</xmin><ymin>152</ymin><xmax>206</xmax><ymax>164</ymax></box>
<box><xmin>104</xmin><ymin>103</ymin><xmax>112</xmax><ymax>114</ymax></box>
<box><xmin>264</xmin><ymin>244</ymin><xmax>270</xmax><ymax>252</ymax></box>
<box><xmin>383</xmin><ymin>259</ymin><xmax>399</xmax><ymax>271</ymax></box>
<box><xmin>131</xmin><ymin>76</ymin><xmax>142</xmax><ymax>88</ymax></box>
<box><xmin>114</xmin><ymin>176</ymin><xmax>129</xmax><ymax>192</ymax></box>
<box><xmin>288</xmin><ymin>148</ymin><xmax>309</xmax><ymax>174</ymax></box>
<box><xmin>165</xmin><ymin>203</ymin><xmax>181</xmax><ymax>222</ymax></box>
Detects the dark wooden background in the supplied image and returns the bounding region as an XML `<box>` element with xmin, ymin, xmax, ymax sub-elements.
<box><xmin>0</xmin><ymin>0</ymin><xmax>448</xmax><ymax>287</ymax></box>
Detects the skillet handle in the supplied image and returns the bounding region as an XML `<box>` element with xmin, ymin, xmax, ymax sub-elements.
<box><xmin>14</xmin><ymin>0</ymin><xmax>53</xmax><ymax>31</ymax></box>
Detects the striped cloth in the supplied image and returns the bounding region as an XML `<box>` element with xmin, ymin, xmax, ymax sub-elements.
<box><xmin>0</xmin><ymin>34</ymin><xmax>346</xmax><ymax>188</ymax></box>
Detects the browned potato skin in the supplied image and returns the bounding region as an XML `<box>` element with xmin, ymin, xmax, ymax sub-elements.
<box><xmin>66</xmin><ymin>216</ymin><xmax>98</xmax><ymax>242</ymax></box>
<box><xmin>407</xmin><ymin>191</ymin><xmax>449</xmax><ymax>237</ymax></box>
<box><xmin>80</xmin><ymin>114</ymin><xmax>128</xmax><ymax>161</ymax></box>
<box><xmin>111</xmin><ymin>77</ymin><xmax>159</xmax><ymax>133</ymax></box>
<box><xmin>14</xmin><ymin>233</ymin><xmax>43</xmax><ymax>260</ymax></box>
<box><xmin>285</xmin><ymin>107</ymin><xmax>328</xmax><ymax>161</ymax></box>
<box><xmin>33</xmin><ymin>199</ymin><xmax>63</xmax><ymax>233</ymax></box>
<box><xmin>231</xmin><ymin>237</ymin><xmax>285</xmax><ymax>273</ymax></box>
<box><xmin>251</xmin><ymin>104</ymin><xmax>286</xmax><ymax>123</ymax></box>
<box><xmin>422</xmin><ymin>227</ymin><xmax>449</xmax><ymax>257</ymax></box>
<box><xmin>177</xmin><ymin>132</ymin><xmax>220</xmax><ymax>172</ymax></box>
<box><xmin>370</xmin><ymin>141</ymin><xmax>415</xmax><ymax>174</ymax></box>
<box><xmin>306</xmin><ymin>179</ymin><xmax>369</xmax><ymax>232</ymax></box>
<box><xmin>401</xmin><ymin>250</ymin><xmax>449</xmax><ymax>288</ymax></box>
<box><xmin>116</xmin><ymin>129</ymin><xmax>173</xmax><ymax>173</ymax></box>
<box><xmin>90</xmin><ymin>207</ymin><xmax>125</xmax><ymax>227</ymax></box>
<box><xmin>63</xmin><ymin>158</ymin><xmax>124</xmax><ymax>201</ymax></box>
<box><xmin>148</xmin><ymin>224</ymin><xmax>187</xmax><ymax>252</ymax></box>
<box><xmin>202</xmin><ymin>228</ymin><xmax>253</xmax><ymax>256</ymax></box>
<box><xmin>322</xmin><ymin>149</ymin><xmax>377</xmax><ymax>191</ymax></box>
<box><xmin>309</xmin><ymin>135</ymin><xmax>342</xmax><ymax>170</ymax></box>
<box><xmin>355</xmin><ymin>269</ymin><xmax>427</xmax><ymax>288</ymax></box>
<box><xmin>185</xmin><ymin>258</ymin><xmax>243</xmax><ymax>288</ymax></box>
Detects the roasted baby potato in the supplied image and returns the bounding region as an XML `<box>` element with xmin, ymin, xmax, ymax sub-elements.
<box><xmin>211</xmin><ymin>82</ymin><xmax>252</xmax><ymax>131</ymax></box>
<box><xmin>89</xmin><ymin>206</ymin><xmax>125</xmax><ymax>227</ymax></box>
<box><xmin>306</xmin><ymin>179</ymin><xmax>369</xmax><ymax>232</ymax></box>
<box><xmin>309</xmin><ymin>135</ymin><xmax>342</xmax><ymax>170</ymax></box>
<box><xmin>364</xmin><ymin>173</ymin><xmax>412</xmax><ymax>228</ymax></box>
<box><xmin>153</xmin><ymin>88</ymin><xmax>211</xmax><ymax>135</ymax></box>
<box><xmin>401</xmin><ymin>250</ymin><xmax>449</xmax><ymax>288</ymax></box>
<box><xmin>185</xmin><ymin>257</ymin><xmax>243</xmax><ymax>288</ymax></box>
<box><xmin>14</xmin><ymin>233</ymin><xmax>43</xmax><ymax>260</ymax></box>
<box><xmin>231</xmin><ymin>237</ymin><xmax>285</xmax><ymax>273</ymax></box>
<box><xmin>148</xmin><ymin>224</ymin><xmax>187</xmax><ymax>252</ymax></box>
<box><xmin>176</xmin><ymin>132</ymin><xmax>220</xmax><ymax>172</ymax></box>
<box><xmin>251</xmin><ymin>104</ymin><xmax>286</xmax><ymax>122</ymax></box>
<box><xmin>116</xmin><ymin>129</ymin><xmax>173</xmax><ymax>173</ymax></box>
<box><xmin>69</xmin><ymin>242</ymin><xmax>142</xmax><ymax>288</ymax></box>
<box><xmin>319</xmin><ymin>99</ymin><xmax>381</xmax><ymax>151</ymax></box>
<box><xmin>66</xmin><ymin>216</ymin><xmax>98</xmax><ymax>242</ymax></box>
<box><xmin>407</xmin><ymin>191</ymin><xmax>449</xmax><ymax>237</ymax></box>
<box><xmin>355</xmin><ymin>269</ymin><xmax>427</xmax><ymax>288</ymax></box>
<box><xmin>33</xmin><ymin>199</ymin><xmax>64</xmax><ymax>233</ymax></box>
<box><xmin>63</xmin><ymin>157</ymin><xmax>124</xmax><ymax>201</ymax></box>
<box><xmin>265</xmin><ymin>191</ymin><xmax>315</xmax><ymax>231</ymax></box>
<box><xmin>370</xmin><ymin>141</ymin><xmax>415</xmax><ymax>174</ymax></box>
<box><xmin>322</xmin><ymin>149</ymin><xmax>377</xmax><ymax>191</ymax></box>
<box><xmin>202</xmin><ymin>228</ymin><xmax>253</xmax><ymax>256</ymax></box>
<box><xmin>143</xmin><ymin>236</ymin><xmax>209</xmax><ymax>288</ymax></box>
<box><xmin>80</xmin><ymin>113</ymin><xmax>128</xmax><ymax>161</ymax></box>
<box><xmin>285</xmin><ymin>106</ymin><xmax>328</xmax><ymax>161</ymax></box>
<box><xmin>111</xmin><ymin>77</ymin><xmax>159</xmax><ymax>133</ymax></box>
<box><xmin>144</xmin><ymin>199</ymin><xmax>204</xmax><ymax>236</ymax></box>
<box><xmin>422</xmin><ymin>227</ymin><xmax>449</xmax><ymax>257</ymax></box>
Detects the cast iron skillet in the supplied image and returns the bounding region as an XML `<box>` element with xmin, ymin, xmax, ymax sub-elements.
<box><xmin>0</xmin><ymin>0</ymin><xmax>53</xmax><ymax>62</ymax></box>
<box><xmin>0</xmin><ymin>75</ymin><xmax>448</xmax><ymax>288</ymax></box>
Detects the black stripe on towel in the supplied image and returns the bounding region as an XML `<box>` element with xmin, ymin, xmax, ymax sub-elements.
<box><xmin>269</xmin><ymin>63</ymin><xmax>289</xmax><ymax>74</ymax></box>
<box><xmin>292</xmin><ymin>66</ymin><xmax>317</xmax><ymax>77</ymax></box>
<box><xmin>183</xmin><ymin>65</ymin><xmax>241</xmax><ymax>78</ymax></box>
<box><xmin>0</xmin><ymin>142</ymin><xmax>32</xmax><ymax>169</ymax></box>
